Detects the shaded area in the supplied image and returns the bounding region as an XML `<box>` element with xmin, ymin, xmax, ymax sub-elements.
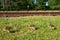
<box><xmin>0</xmin><ymin>0</ymin><xmax>60</xmax><ymax>11</ymax></box>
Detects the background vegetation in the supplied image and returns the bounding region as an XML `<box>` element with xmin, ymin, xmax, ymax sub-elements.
<box><xmin>0</xmin><ymin>0</ymin><xmax>60</xmax><ymax>11</ymax></box>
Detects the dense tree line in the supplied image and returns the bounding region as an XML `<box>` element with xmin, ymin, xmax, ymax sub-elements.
<box><xmin>48</xmin><ymin>0</ymin><xmax>60</xmax><ymax>10</ymax></box>
<box><xmin>0</xmin><ymin>0</ymin><xmax>60</xmax><ymax>11</ymax></box>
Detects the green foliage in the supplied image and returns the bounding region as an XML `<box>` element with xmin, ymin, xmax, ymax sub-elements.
<box><xmin>48</xmin><ymin>0</ymin><xmax>60</xmax><ymax>9</ymax></box>
<box><xmin>34</xmin><ymin>0</ymin><xmax>47</xmax><ymax>10</ymax></box>
<box><xmin>17</xmin><ymin>0</ymin><xmax>27</xmax><ymax>10</ymax></box>
<box><xmin>0</xmin><ymin>0</ymin><xmax>60</xmax><ymax>10</ymax></box>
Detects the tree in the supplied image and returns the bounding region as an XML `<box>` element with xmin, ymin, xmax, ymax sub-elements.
<box><xmin>33</xmin><ymin>0</ymin><xmax>47</xmax><ymax>10</ymax></box>
<box><xmin>48</xmin><ymin>0</ymin><xmax>60</xmax><ymax>10</ymax></box>
<box><xmin>27</xmin><ymin>0</ymin><xmax>34</xmax><ymax>10</ymax></box>
<box><xmin>17</xmin><ymin>0</ymin><xmax>27</xmax><ymax>10</ymax></box>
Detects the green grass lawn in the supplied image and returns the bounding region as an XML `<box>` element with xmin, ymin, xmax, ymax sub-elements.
<box><xmin>0</xmin><ymin>16</ymin><xmax>60</xmax><ymax>40</ymax></box>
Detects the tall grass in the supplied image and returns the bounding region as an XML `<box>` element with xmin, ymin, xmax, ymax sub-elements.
<box><xmin>0</xmin><ymin>16</ymin><xmax>60</xmax><ymax>40</ymax></box>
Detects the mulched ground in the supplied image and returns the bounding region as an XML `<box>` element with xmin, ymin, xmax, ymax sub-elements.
<box><xmin>0</xmin><ymin>11</ymin><xmax>60</xmax><ymax>17</ymax></box>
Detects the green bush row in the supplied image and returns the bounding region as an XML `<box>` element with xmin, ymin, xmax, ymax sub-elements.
<box><xmin>0</xmin><ymin>0</ymin><xmax>60</xmax><ymax>11</ymax></box>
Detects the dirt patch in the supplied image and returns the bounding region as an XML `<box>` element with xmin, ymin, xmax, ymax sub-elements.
<box><xmin>29</xmin><ymin>24</ymin><xmax>39</xmax><ymax>30</ymax></box>
<box><xmin>48</xmin><ymin>24</ymin><xmax>56</xmax><ymax>30</ymax></box>
<box><xmin>0</xmin><ymin>12</ymin><xmax>60</xmax><ymax>17</ymax></box>
<box><xmin>5</xmin><ymin>26</ymin><xmax>13</xmax><ymax>30</ymax></box>
<box><xmin>4</xmin><ymin>26</ymin><xmax>19</xmax><ymax>33</ymax></box>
